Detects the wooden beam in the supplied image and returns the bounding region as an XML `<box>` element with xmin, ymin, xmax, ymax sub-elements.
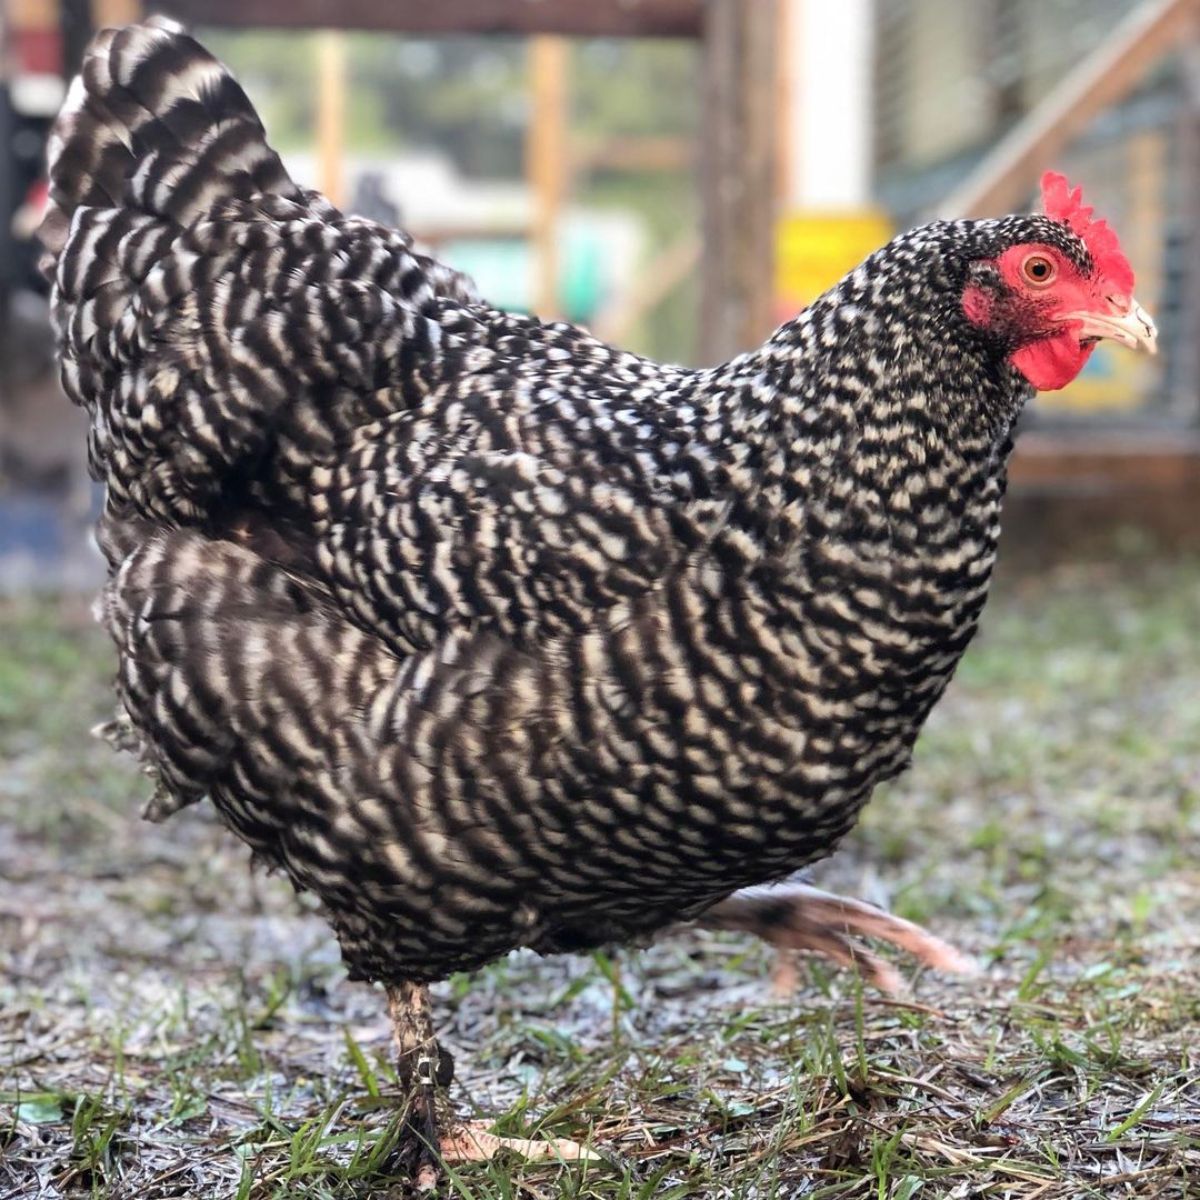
<box><xmin>315</xmin><ymin>30</ymin><xmax>346</xmax><ymax>208</ymax></box>
<box><xmin>527</xmin><ymin>35</ymin><xmax>568</xmax><ymax>319</ymax></box>
<box><xmin>152</xmin><ymin>0</ymin><xmax>704</xmax><ymax>38</ymax></box>
<box><xmin>1010</xmin><ymin>430</ymin><xmax>1200</xmax><ymax>487</ymax></box>
<box><xmin>699</xmin><ymin>0</ymin><xmax>779</xmax><ymax>361</ymax></box>
<box><xmin>92</xmin><ymin>0</ymin><xmax>142</xmax><ymax>25</ymax></box>
<box><xmin>572</xmin><ymin>134</ymin><xmax>693</xmax><ymax>173</ymax></box>
<box><xmin>936</xmin><ymin>0</ymin><xmax>1199</xmax><ymax>218</ymax></box>
<box><xmin>1174</xmin><ymin>33</ymin><xmax>1200</xmax><ymax>418</ymax></box>
<box><xmin>1002</xmin><ymin>433</ymin><xmax>1200</xmax><ymax>566</ymax></box>
<box><xmin>774</xmin><ymin>0</ymin><xmax>794</xmax><ymax>209</ymax></box>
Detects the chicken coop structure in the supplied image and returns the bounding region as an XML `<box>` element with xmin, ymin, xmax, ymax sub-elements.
<box><xmin>0</xmin><ymin>0</ymin><xmax>783</xmax><ymax>362</ymax></box>
<box><xmin>2</xmin><ymin>0</ymin><xmax>1200</xmax><ymax>577</ymax></box>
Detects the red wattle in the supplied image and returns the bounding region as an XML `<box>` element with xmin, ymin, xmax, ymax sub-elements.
<box><xmin>1010</xmin><ymin>331</ymin><xmax>1094</xmax><ymax>392</ymax></box>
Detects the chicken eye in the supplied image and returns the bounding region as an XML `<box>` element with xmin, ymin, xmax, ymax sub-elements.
<box><xmin>1022</xmin><ymin>254</ymin><xmax>1056</xmax><ymax>286</ymax></box>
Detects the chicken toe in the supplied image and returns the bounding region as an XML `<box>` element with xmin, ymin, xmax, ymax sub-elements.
<box><xmin>700</xmin><ymin>881</ymin><xmax>977</xmax><ymax>995</ymax></box>
<box><xmin>439</xmin><ymin>1122</ymin><xmax>605</xmax><ymax>1167</ymax></box>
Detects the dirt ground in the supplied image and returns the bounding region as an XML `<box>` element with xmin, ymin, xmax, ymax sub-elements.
<box><xmin>1</xmin><ymin>556</ymin><xmax>1197</xmax><ymax>1198</ymax></box>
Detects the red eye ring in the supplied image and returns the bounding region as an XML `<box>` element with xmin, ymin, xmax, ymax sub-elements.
<box><xmin>1021</xmin><ymin>253</ymin><xmax>1057</xmax><ymax>287</ymax></box>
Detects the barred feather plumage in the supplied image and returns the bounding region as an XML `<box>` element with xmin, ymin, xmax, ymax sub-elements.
<box><xmin>44</xmin><ymin>21</ymin><xmax>1099</xmax><ymax>985</ymax></box>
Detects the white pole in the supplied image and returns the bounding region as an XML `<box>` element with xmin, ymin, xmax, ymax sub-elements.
<box><xmin>782</xmin><ymin>0</ymin><xmax>873</xmax><ymax>210</ymax></box>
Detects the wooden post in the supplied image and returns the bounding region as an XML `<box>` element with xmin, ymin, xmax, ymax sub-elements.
<box><xmin>1174</xmin><ymin>28</ymin><xmax>1200</xmax><ymax>421</ymax></box>
<box><xmin>91</xmin><ymin>0</ymin><xmax>142</xmax><ymax>27</ymax></box>
<box><xmin>158</xmin><ymin>0</ymin><xmax>705</xmax><ymax>38</ymax></box>
<box><xmin>527</xmin><ymin>35</ymin><xmax>568</xmax><ymax>319</ymax></box>
<box><xmin>315</xmin><ymin>29</ymin><xmax>346</xmax><ymax>208</ymax></box>
<box><xmin>700</xmin><ymin>0</ymin><xmax>779</xmax><ymax>363</ymax></box>
<box><xmin>775</xmin><ymin>0</ymin><xmax>795</xmax><ymax>210</ymax></box>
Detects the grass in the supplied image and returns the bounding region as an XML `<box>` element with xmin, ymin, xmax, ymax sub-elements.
<box><xmin>1</xmin><ymin>560</ymin><xmax>1198</xmax><ymax>1198</ymax></box>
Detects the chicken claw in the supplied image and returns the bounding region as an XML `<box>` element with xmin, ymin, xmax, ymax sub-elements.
<box><xmin>700</xmin><ymin>882</ymin><xmax>977</xmax><ymax>995</ymax></box>
<box><xmin>428</xmin><ymin>1122</ymin><xmax>603</xmax><ymax>1186</ymax></box>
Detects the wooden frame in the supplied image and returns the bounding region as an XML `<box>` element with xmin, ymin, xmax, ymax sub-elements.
<box><xmin>158</xmin><ymin>1</ymin><xmax>705</xmax><ymax>40</ymax></box>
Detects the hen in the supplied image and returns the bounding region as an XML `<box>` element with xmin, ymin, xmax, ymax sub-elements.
<box><xmin>41</xmin><ymin>18</ymin><xmax>1155</xmax><ymax>1184</ymax></box>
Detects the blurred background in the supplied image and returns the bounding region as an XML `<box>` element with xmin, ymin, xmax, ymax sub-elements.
<box><xmin>0</xmin><ymin>0</ymin><xmax>1198</xmax><ymax>588</ymax></box>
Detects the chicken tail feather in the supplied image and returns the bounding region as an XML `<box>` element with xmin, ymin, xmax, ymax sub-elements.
<box><xmin>39</xmin><ymin>16</ymin><xmax>298</xmax><ymax>275</ymax></box>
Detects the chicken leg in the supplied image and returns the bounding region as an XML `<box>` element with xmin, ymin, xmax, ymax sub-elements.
<box><xmin>385</xmin><ymin>983</ymin><xmax>600</xmax><ymax>1192</ymax></box>
<box><xmin>699</xmin><ymin>882</ymin><xmax>977</xmax><ymax>995</ymax></box>
<box><xmin>385</xmin><ymin>887</ymin><xmax>971</xmax><ymax>1186</ymax></box>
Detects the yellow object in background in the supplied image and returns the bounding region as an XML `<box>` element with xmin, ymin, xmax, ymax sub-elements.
<box><xmin>774</xmin><ymin>209</ymin><xmax>893</xmax><ymax>320</ymax></box>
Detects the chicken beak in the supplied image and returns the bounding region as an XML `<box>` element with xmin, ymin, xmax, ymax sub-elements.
<box><xmin>1062</xmin><ymin>299</ymin><xmax>1158</xmax><ymax>356</ymax></box>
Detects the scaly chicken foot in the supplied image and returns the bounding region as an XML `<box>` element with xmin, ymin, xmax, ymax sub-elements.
<box><xmin>700</xmin><ymin>881</ymin><xmax>978</xmax><ymax>995</ymax></box>
<box><xmin>385</xmin><ymin>983</ymin><xmax>601</xmax><ymax>1190</ymax></box>
<box><xmin>386</xmin><ymin>982</ymin><xmax>452</xmax><ymax>1191</ymax></box>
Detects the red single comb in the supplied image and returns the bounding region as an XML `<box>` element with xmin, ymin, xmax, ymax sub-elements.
<box><xmin>1040</xmin><ymin>171</ymin><xmax>1135</xmax><ymax>297</ymax></box>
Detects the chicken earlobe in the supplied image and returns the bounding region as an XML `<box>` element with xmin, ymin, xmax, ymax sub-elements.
<box><xmin>698</xmin><ymin>882</ymin><xmax>978</xmax><ymax>996</ymax></box>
